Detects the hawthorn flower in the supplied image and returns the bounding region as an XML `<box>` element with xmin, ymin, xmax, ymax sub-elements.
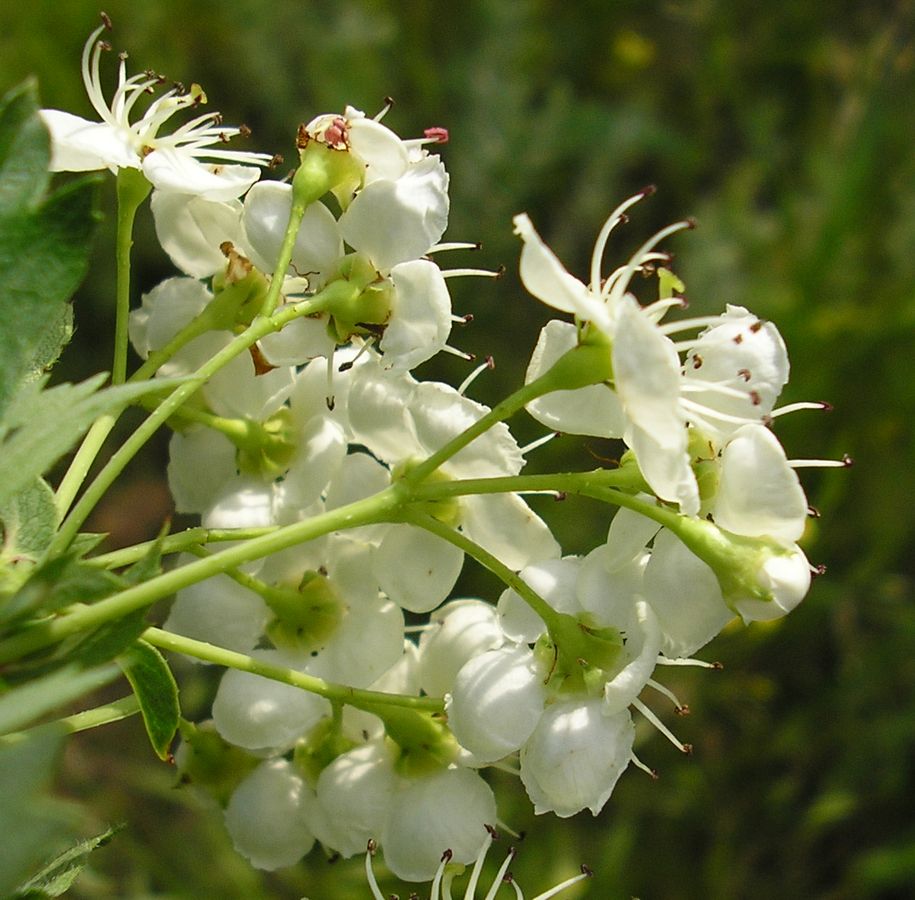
<box><xmin>41</xmin><ymin>18</ymin><xmax>270</xmax><ymax>199</ymax></box>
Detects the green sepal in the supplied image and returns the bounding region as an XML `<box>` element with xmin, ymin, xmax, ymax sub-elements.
<box><xmin>175</xmin><ymin>719</ymin><xmax>258</xmax><ymax>807</ymax></box>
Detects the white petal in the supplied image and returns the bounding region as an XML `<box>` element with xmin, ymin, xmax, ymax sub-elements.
<box><xmin>274</xmin><ymin>417</ymin><xmax>347</xmax><ymax>513</ymax></box>
<box><xmin>604</xmin><ymin>505</ymin><xmax>661</xmax><ymax>569</ymax></box>
<box><xmin>643</xmin><ymin>528</ymin><xmax>734</xmax><ymax>657</ymax></box>
<box><xmin>129</xmin><ymin>277</ymin><xmax>213</xmax><ymax>358</ymax></box>
<box><xmin>520</xmin><ymin>698</ymin><xmax>634</xmax><ymax>817</ymax></box>
<box><xmin>224</xmin><ymin>759</ymin><xmax>316</xmax><ymax>870</ymax></box>
<box><xmin>39</xmin><ymin>109</ymin><xmax>138</xmax><ymax>172</ymax></box>
<box><xmin>525</xmin><ymin>320</ymin><xmax>626</xmax><ymax>437</ymax></box>
<box><xmin>379</xmin><ymin>259</ymin><xmax>452</xmax><ymax>370</ymax></box>
<box><xmin>460</xmin><ymin>494</ymin><xmax>560</xmax><ymax>571</ymax></box>
<box><xmin>417</xmin><ymin>599</ymin><xmax>504</xmax><ymax>697</ymax></box>
<box><xmin>202</xmin><ymin>350</ymin><xmax>294</xmax><ymax>420</ymax></box>
<box><xmin>381</xmin><ymin>768</ymin><xmax>496</xmax><ymax>882</ymax></box>
<box><xmin>339</xmin><ymin>156</ymin><xmax>449</xmax><ymax>270</ymax></box>
<box><xmin>348</xmin><ymin>116</ymin><xmax>410</xmax><ymax>182</ymax></box>
<box><xmin>151</xmin><ymin>193</ymin><xmax>244</xmax><ymax>278</ymax></box>
<box><xmin>715</xmin><ymin>424</ymin><xmax>808</xmax><ymax>544</ymax></box>
<box><xmin>313</xmin><ymin>742</ymin><xmax>400</xmax><ymax>858</ymax></box>
<box><xmin>373</xmin><ymin>524</ymin><xmax>464</xmax><ymax>613</ymax></box>
<box><xmin>447</xmin><ymin>645</ymin><xmax>546</xmax><ymax>762</ymax></box>
<box><xmin>733</xmin><ymin>543</ymin><xmax>811</xmax><ymax>622</ymax></box>
<box><xmin>602</xmin><ymin>600</ymin><xmax>662</xmax><ymax>714</ymax></box>
<box><xmin>258</xmin><ymin>315</ymin><xmax>335</xmax><ymax>366</ymax></box>
<box><xmin>626</xmin><ymin>421</ymin><xmax>699</xmax><ymax>515</ymax></box>
<box><xmin>166</xmin><ymin>428</ymin><xmax>237</xmax><ymax>514</ymax></box>
<box><xmin>212</xmin><ymin>650</ymin><xmax>330</xmax><ymax>751</ymax></box>
<box><xmin>143</xmin><ymin>149</ymin><xmax>260</xmax><ymax>201</ymax></box>
<box><xmin>513</xmin><ymin>213</ymin><xmax>610</xmax><ymax>327</ymax></box>
<box><xmin>575</xmin><ymin>544</ymin><xmax>647</xmax><ymax>627</ymax></box>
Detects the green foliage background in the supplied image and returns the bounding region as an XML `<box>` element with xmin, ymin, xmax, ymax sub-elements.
<box><xmin>1</xmin><ymin>1</ymin><xmax>914</xmax><ymax>897</ymax></box>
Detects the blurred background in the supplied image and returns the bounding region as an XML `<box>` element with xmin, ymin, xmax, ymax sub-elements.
<box><xmin>2</xmin><ymin>1</ymin><xmax>914</xmax><ymax>897</ymax></box>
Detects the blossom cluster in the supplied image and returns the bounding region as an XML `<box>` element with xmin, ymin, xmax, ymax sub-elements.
<box><xmin>42</xmin><ymin>19</ymin><xmax>843</xmax><ymax>893</ymax></box>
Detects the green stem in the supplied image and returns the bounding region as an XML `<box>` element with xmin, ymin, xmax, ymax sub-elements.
<box><xmin>0</xmin><ymin>695</ymin><xmax>140</xmax><ymax>746</ymax></box>
<box><xmin>260</xmin><ymin>195</ymin><xmax>309</xmax><ymax>318</ymax></box>
<box><xmin>402</xmin><ymin>374</ymin><xmax>553</xmax><ymax>486</ymax></box>
<box><xmin>84</xmin><ymin>526</ymin><xmax>277</xmax><ymax>570</ymax></box>
<box><xmin>143</xmin><ymin>627</ymin><xmax>442</xmax><ymax>715</ymax></box>
<box><xmin>399</xmin><ymin>509</ymin><xmax>563</xmax><ymax>632</ymax></box>
<box><xmin>0</xmin><ymin>486</ymin><xmax>402</xmax><ymax>665</ymax></box>
<box><xmin>408</xmin><ymin>467</ymin><xmax>646</xmax><ymax>503</ymax></box>
<box><xmin>112</xmin><ymin>169</ymin><xmax>152</xmax><ymax>386</ymax></box>
<box><xmin>49</xmin><ymin>298</ymin><xmax>318</xmax><ymax>556</ymax></box>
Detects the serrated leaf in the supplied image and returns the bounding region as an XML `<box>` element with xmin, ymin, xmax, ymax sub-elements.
<box><xmin>0</xmin><ymin>663</ymin><xmax>119</xmax><ymax>735</ymax></box>
<box><xmin>117</xmin><ymin>639</ymin><xmax>179</xmax><ymax>760</ymax></box>
<box><xmin>0</xmin><ymin>81</ymin><xmax>50</xmax><ymax>215</ymax></box>
<box><xmin>0</xmin><ymin>374</ymin><xmax>187</xmax><ymax>511</ymax></box>
<box><xmin>0</xmin><ymin>726</ymin><xmax>76</xmax><ymax>898</ymax></box>
<box><xmin>12</xmin><ymin>824</ymin><xmax>123</xmax><ymax>898</ymax></box>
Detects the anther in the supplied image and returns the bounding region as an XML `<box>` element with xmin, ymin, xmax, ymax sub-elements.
<box><xmin>619</xmin><ymin>212</ymin><xmax>630</xmax><ymax>225</ymax></box>
<box><xmin>424</xmin><ymin>126</ymin><xmax>449</xmax><ymax>143</ymax></box>
<box><xmin>750</xmin><ymin>320</ymin><xmax>764</xmax><ymax>332</ymax></box>
<box><xmin>738</xmin><ymin>368</ymin><xmax>751</xmax><ymax>381</ymax></box>
<box><xmin>733</xmin><ymin>333</ymin><xmax>744</xmax><ymax>344</ymax></box>
<box><xmin>118</xmin><ymin>51</ymin><xmax>128</xmax><ymax>62</ymax></box>
<box><xmin>640</xmin><ymin>184</ymin><xmax>657</xmax><ymax>197</ymax></box>
<box><xmin>239</xmin><ymin>123</ymin><xmax>252</xmax><ymax>138</ymax></box>
<box><xmin>100</xmin><ymin>10</ymin><xmax>113</xmax><ymax>29</ymax></box>
<box><xmin>685</xmin><ymin>216</ymin><xmax>698</xmax><ymax>229</ymax></box>
<box><xmin>692</xmin><ymin>353</ymin><xmax>703</xmax><ymax>369</ymax></box>
<box><xmin>813</xmin><ymin>563</ymin><xmax>827</xmax><ymax>577</ymax></box>
<box><xmin>807</xmin><ymin>505</ymin><xmax>821</xmax><ymax>518</ymax></box>
<box><xmin>268</xmin><ymin>153</ymin><xmax>284</xmax><ymax>169</ymax></box>
<box><xmin>99</xmin><ymin>40</ymin><xmax>112</xmax><ymax>53</ymax></box>
<box><xmin>367</xmin><ymin>839</ymin><xmax>377</xmax><ymax>854</ymax></box>
<box><xmin>749</xmin><ymin>390</ymin><xmax>761</xmax><ymax>406</ymax></box>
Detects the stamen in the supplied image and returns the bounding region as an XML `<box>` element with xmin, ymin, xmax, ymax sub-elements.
<box><xmin>589</xmin><ymin>188</ymin><xmax>655</xmax><ymax>294</ymax></box>
<box><xmin>658</xmin><ymin>314</ymin><xmax>724</xmax><ymax>336</ymax></box>
<box><xmin>458</xmin><ymin>356</ymin><xmax>494</xmax><ymax>395</ymax></box>
<box><xmin>680</xmin><ymin>379</ymin><xmax>758</xmax><ymax>402</ymax></box>
<box><xmin>630</xmin><ymin>750</ymin><xmax>659</xmax><ymax>779</ymax></box>
<box><xmin>324</xmin><ymin>351</ymin><xmax>336</xmax><ymax>410</ymax></box>
<box><xmin>430</xmin><ymin>242</ymin><xmax>482</xmax><ymax>253</ymax></box>
<box><xmin>451</xmin><ymin>313</ymin><xmax>474</xmax><ymax>324</ymax></box>
<box><xmin>655</xmin><ymin>656</ymin><xmax>722</xmax><ymax>669</ymax></box>
<box><xmin>769</xmin><ymin>401</ymin><xmax>833</xmax><ymax>417</ymax></box>
<box><xmin>430</xmin><ymin>848</ymin><xmax>453</xmax><ymax>900</ymax></box>
<box><xmin>519</xmin><ymin>432</ymin><xmax>558</xmax><ymax>455</ymax></box>
<box><xmin>646</xmin><ymin>678</ymin><xmax>689</xmax><ymax>714</ymax></box>
<box><xmin>482</xmin><ymin>846</ymin><xmax>517</xmax><ymax>900</ymax></box>
<box><xmin>423</xmin><ymin>126</ymin><xmax>450</xmax><ymax>144</ymax></box>
<box><xmin>442</xmin><ymin>266</ymin><xmax>504</xmax><ymax>279</ymax></box>
<box><xmin>600</xmin><ymin>253</ymin><xmax>669</xmax><ymax>300</ymax></box>
<box><xmin>462</xmin><ymin>828</ymin><xmax>494</xmax><ymax>899</ymax></box>
<box><xmin>788</xmin><ymin>455</ymin><xmax>853</xmax><ymax>469</ymax></box>
<box><xmin>442</xmin><ymin>344</ymin><xmax>475</xmax><ymax>361</ymax></box>
<box><xmin>632</xmin><ymin>698</ymin><xmax>692</xmax><ymax>754</ymax></box>
<box><xmin>374</xmin><ymin>96</ymin><xmax>395</xmax><ymax>121</ymax></box>
<box><xmin>531</xmin><ymin>865</ymin><xmax>594</xmax><ymax>900</ymax></box>
<box><xmin>642</xmin><ymin>295</ymin><xmax>689</xmax><ymax>321</ymax></box>
<box><xmin>365</xmin><ymin>840</ymin><xmax>384</xmax><ymax>900</ymax></box>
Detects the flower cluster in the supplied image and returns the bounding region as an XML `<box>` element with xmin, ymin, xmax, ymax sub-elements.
<box><xmin>43</xmin><ymin>19</ymin><xmax>846</xmax><ymax>893</ymax></box>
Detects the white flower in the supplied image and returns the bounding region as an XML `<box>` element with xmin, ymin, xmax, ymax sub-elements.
<box><xmin>519</xmin><ymin>697</ymin><xmax>634</xmax><ymax>818</ymax></box>
<box><xmin>41</xmin><ymin>20</ymin><xmax>270</xmax><ymax>199</ymax></box>
<box><xmin>223</xmin><ymin>758</ymin><xmax>317</xmax><ymax>870</ymax></box>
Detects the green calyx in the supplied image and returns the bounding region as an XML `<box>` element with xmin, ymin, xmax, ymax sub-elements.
<box><xmin>535</xmin><ymin>327</ymin><xmax>615</xmax><ymax>394</ymax></box>
<box><xmin>535</xmin><ymin>611</ymin><xmax>624</xmax><ymax>697</ymax></box>
<box><xmin>175</xmin><ymin>719</ymin><xmax>258</xmax><ymax>807</ymax></box>
<box><xmin>380</xmin><ymin>707</ymin><xmax>459</xmax><ymax>777</ymax></box>
<box><xmin>688</xmin><ymin>429</ymin><xmax>721</xmax><ymax>512</ymax></box>
<box><xmin>264</xmin><ymin>569</ymin><xmax>345</xmax><ymax>653</ymax></box>
<box><xmin>293</xmin><ymin>713</ymin><xmax>357</xmax><ymax>785</ymax></box>
<box><xmin>310</xmin><ymin>254</ymin><xmax>392</xmax><ymax>344</ymax></box>
<box><xmin>293</xmin><ymin>139</ymin><xmax>363</xmax><ymax>208</ymax></box>
<box><xmin>116</xmin><ymin>166</ymin><xmax>153</xmax><ymax>209</ymax></box>
<box><xmin>209</xmin><ymin>255</ymin><xmax>271</xmax><ymax>328</ymax></box>
<box><xmin>234</xmin><ymin>408</ymin><xmax>298</xmax><ymax>479</ymax></box>
<box><xmin>392</xmin><ymin>462</ymin><xmax>461</xmax><ymax>527</ymax></box>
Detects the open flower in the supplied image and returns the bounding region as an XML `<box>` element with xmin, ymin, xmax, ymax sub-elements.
<box><xmin>41</xmin><ymin>18</ymin><xmax>270</xmax><ymax>199</ymax></box>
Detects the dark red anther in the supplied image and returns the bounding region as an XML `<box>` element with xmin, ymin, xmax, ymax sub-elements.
<box><xmin>738</xmin><ymin>368</ymin><xmax>751</xmax><ymax>381</ymax></box>
<box><xmin>324</xmin><ymin>116</ymin><xmax>349</xmax><ymax>149</ymax></box>
<box><xmin>750</xmin><ymin>320</ymin><xmax>764</xmax><ymax>332</ymax></box>
<box><xmin>733</xmin><ymin>333</ymin><xmax>744</xmax><ymax>344</ymax></box>
<box><xmin>749</xmin><ymin>390</ymin><xmax>761</xmax><ymax>406</ymax></box>
<box><xmin>100</xmin><ymin>10</ymin><xmax>113</xmax><ymax>29</ymax></box>
<box><xmin>692</xmin><ymin>353</ymin><xmax>703</xmax><ymax>369</ymax></box>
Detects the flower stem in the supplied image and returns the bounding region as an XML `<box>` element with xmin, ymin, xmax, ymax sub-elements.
<box><xmin>112</xmin><ymin>168</ymin><xmax>152</xmax><ymax>386</ymax></box>
<box><xmin>399</xmin><ymin>509</ymin><xmax>563</xmax><ymax>632</ymax></box>
<box><xmin>143</xmin><ymin>627</ymin><xmax>442</xmax><ymax>714</ymax></box>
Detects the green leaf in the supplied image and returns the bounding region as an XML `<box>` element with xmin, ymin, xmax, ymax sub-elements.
<box><xmin>11</xmin><ymin>824</ymin><xmax>123</xmax><ymax>898</ymax></box>
<box><xmin>0</xmin><ymin>478</ymin><xmax>58</xmax><ymax>576</ymax></box>
<box><xmin>0</xmin><ymin>81</ymin><xmax>51</xmax><ymax>215</ymax></box>
<box><xmin>0</xmin><ymin>663</ymin><xmax>120</xmax><ymax>735</ymax></box>
<box><xmin>117</xmin><ymin>639</ymin><xmax>179</xmax><ymax>761</ymax></box>
<box><xmin>0</xmin><ymin>374</ymin><xmax>187</xmax><ymax>511</ymax></box>
<box><xmin>0</xmin><ymin>82</ymin><xmax>101</xmax><ymax>411</ymax></box>
<box><xmin>0</xmin><ymin>727</ymin><xmax>76</xmax><ymax>898</ymax></box>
